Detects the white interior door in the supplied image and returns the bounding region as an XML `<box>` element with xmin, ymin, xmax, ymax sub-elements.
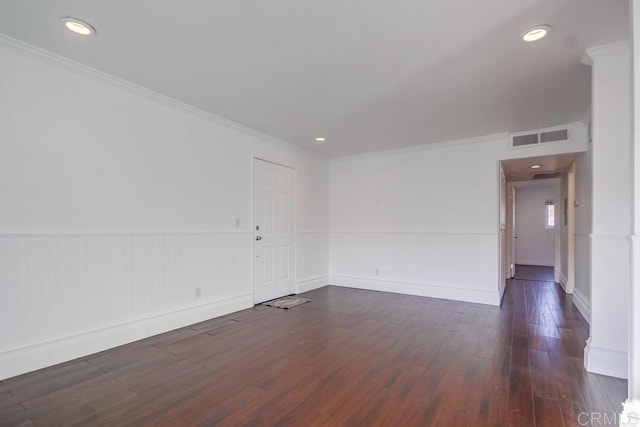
<box><xmin>253</xmin><ymin>159</ymin><xmax>295</xmax><ymax>303</ymax></box>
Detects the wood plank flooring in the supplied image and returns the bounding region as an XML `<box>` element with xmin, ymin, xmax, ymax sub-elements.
<box><xmin>513</xmin><ymin>265</ymin><xmax>555</xmax><ymax>283</ymax></box>
<box><xmin>0</xmin><ymin>275</ymin><xmax>627</xmax><ymax>426</ymax></box>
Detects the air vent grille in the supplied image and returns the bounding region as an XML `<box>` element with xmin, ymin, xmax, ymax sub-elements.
<box><xmin>512</xmin><ymin>134</ymin><xmax>539</xmax><ymax>147</ymax></box>
<box><xmin>540</xmin><ymin>129</ymin><xmax>569</xmax><ymax>143</ymax></box>
<box><xmin>510</xmin><ymin>127</ymin><xmax>570</xmax><ymax>149</ymax></box>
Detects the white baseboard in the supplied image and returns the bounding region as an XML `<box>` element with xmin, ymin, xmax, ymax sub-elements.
<box><xmin>498</xmin><ymin>282</ymin><xmax>506</xmax><ymax>305</ymax></box>
<box><xmin>584</xmin><ymin>338</ymin><xmax>628</xmax><ymax>379</ymax></box>
<box><xmin>559</xmin><ymin>274</ymin><xmax>568</xmax><ymax>292</ymax></box>
<box><xmin>0</xmin><ymin>294</ymin><xmax>253</xmax><ymax>381</ymax></box>
<box><xmin>297</xmin><ymin>275</ymin><xmax>329</xmax><ymax>293</ymax></box>
<box><xmin>329</xmin><ymin>275</ymin><xmax>500</xmax><ymax>306</ymax></box>
<box><xmin>515</xmin><ymin>260</ymin><xmax>555</xmax><ymax>267</ymax></box>
<box><xmin>572</xmin><ymin>288</ymin><xmax>591</xmax><ymax>325</ymax></box>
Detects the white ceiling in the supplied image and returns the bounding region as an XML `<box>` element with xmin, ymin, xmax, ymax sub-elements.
<box><xmin>0</xmin><ymin>0</ymin><xmax>629</xmax><ymax>157</ymax></box>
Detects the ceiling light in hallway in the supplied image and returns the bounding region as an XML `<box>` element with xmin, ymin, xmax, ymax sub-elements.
<box><xmin>523</xmin><ymin>25</ymin><xmax>551</xmax><ymax>42</ymax></box>
<box><xmin>61</xmin><ymin>17</ymin><xmax>96</xmax><ymax>36</ymax></box>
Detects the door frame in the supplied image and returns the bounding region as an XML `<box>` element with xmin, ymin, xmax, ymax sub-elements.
<box><xmin>498</xmin><ymin>163</ymin><xmax>508</xmax><ymax>301</ymax></box>
<box><xmin>509</xmin><ymin>185</ymin><xmax>516</xmax><ymax>278</ymax></box>
<box><xmin>251</xmin><ymin>156</ymin><xmax>297</xmax><ymax>304</ymax></box>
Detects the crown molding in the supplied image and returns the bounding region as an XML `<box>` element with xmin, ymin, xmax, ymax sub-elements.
<box><xmin>331</xmin><ymin>131</ymin><xmax>508</xmax><ymax>163</ymax></box>
<box><xmin>0</xmin><ymin>33</ymin><xmax>328</xmax><ymax>162</ymax></box>
<box><xmin>582</xmin><ymin>40</ymin><xmax>630</xmax><ymax>66</ymax></box>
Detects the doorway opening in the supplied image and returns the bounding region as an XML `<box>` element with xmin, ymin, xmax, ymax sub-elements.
<box><xmin>499</xmin><ymin>153</ymin><xmax>578</xmax><ymax>296</ymax></box>
<box><xmin>512</xmin><ymin>180</ymin><xmax>558</xmax><ymax>280</ymax></box>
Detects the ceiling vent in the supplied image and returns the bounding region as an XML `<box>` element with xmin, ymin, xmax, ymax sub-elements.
<box><xmin>532</xmin><ymin>172</ymin><xmax>563</xmax><ymax>180</ymax></box>
<box><xmin>510</xmin><ymin>127</ymin><xmax>570</xmax><ymax>149</ymax></box>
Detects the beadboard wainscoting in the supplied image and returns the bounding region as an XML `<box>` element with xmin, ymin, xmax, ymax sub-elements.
<box><xmin>329</xmin><ymin>231</ymin><xmax>501</xmax><ymax>306</ymax></box>
<box><xmin>573</xmin><ymin>288</ymin><xmax>591</xmax><ymax>325</ymax></box>
<box><xmin>296</xmin><ymin>231</ymin><xmax>330</xmax><ymax>293</ymax></box>
<box><xmin>574</xmin><ymin>233</ymin><xmax>591</xmax><ymax>316</ymax></box>
<box><xmin>0</xmin><ymin>231</ymin><xmax>254</xmax><ymax>380</ymax></box>
<box><xmin>297</xmin><ymin>275</ymin><xmax>330</xmax><ymax>293</ymax></box>
<box><xmin>571</xmin><ymin>232</ymin><xmax>591</xmax><ymax>327</ymax></box>
<box><xmin>584</xmin><ymin>233</ymin><xmax>630</xmax><ymax>378</ymax></box>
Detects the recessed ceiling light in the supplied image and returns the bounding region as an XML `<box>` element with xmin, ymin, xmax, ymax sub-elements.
<box><xmin>522</xmin><ymin>25</ymin><xmax>551</xmax><ymax>42</ymax></box>
<box><xmin>314</xmin><ymin>136</ymin><xmax>327</xmax><ymax>144</ymax></box>
<box><xmin>61</xmin><ymin>17</ymin><xmax>96</xmax><ymax>36</ymax></box>
<box><xmin>530</xmin><ymin>164</ymin><xmax>542</xmax><ymax>169</ymax></box>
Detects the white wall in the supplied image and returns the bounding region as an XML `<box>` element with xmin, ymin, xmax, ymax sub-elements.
<box><xmin>583</xmin><ymin>42</ymin><xmax>631</xmax><ymax>379</ymax></box>
<box><xmin>514</xmin><ymin>185</ymin><xmax>556</xmax><ymax>267</ymax></box>
<box><xmin>0</xmin><ymin>39</ymin><xmax>330</xmax><ymax>379</ymax></box>
<box><xmin>330</xmin><ymin>128</ymin><xmax>588</xmax><ymax>306</ymax></box>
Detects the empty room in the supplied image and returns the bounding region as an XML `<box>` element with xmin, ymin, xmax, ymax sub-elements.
<box><xmin>1</xmin><ymin>0</ymin><xmax>639</xmax><ymax>425</ymax></box>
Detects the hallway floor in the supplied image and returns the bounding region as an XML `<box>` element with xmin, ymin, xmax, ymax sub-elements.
<box><xmin>0</xmin><ymin>279</ymin><xmax>627</xmax><ymax>426</ymax></box>
<box><xmin>513</xmin><ymin>264</ymin><xmax>555</xmax><ymax>282</ymax></box>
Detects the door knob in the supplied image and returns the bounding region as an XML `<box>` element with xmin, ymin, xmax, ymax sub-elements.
<box><xmin>256</xmin><ymin>236</ymin><xmax>262</xmax><ymax>241</ymax></box>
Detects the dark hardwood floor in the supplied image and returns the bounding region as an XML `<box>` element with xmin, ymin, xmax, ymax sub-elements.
<box><xmin>513</xmin><ymin>265</ymin><xmax>555</xmax><ymax>283</ymax></box>
<box><xmin>0</xmin><ymin>274</ymin><xmax>627</xmax><ymax>426</ymax></box>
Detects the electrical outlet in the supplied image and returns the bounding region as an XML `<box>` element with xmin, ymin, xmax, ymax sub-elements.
<box><xmin>195</xmin><ymin>287</ymin><xmax>202</xmax><ymax>299</ymax></box>
<box><xmin>375</xmin><ymin>268</ymin><xmax>380</xmax><ymax>276</ymax></box>
<box><xmin>235</xmin><ymin>217</ymin><xmax>240</xmax><ymax>228</ymax></box>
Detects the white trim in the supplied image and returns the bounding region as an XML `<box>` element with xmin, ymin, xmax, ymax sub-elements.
<box><xmin>565</xmin><ymin>162</ymin><xmax>576</xmax><ymax>294</ymax></box>
<box><xmin>297</xmin><ymin>275</ymin><xmax>329</xmax><ymax>293</ymax></box>
<box><xmin>0</xmin><ymin>294</ymin><xmax>253</xmax><ymax>381</ymax></box>
<box><xmin>582</xmin><ymin>41</ymin><xmax>630</xmax><ymax>66</ymax></box>
<box><xmin>0</xmin><ymin>230</ymin><xmax>252</xmax><ymax>238</ymax></box>
<box><xmin>584</xmin><ymin>338</ymin><xmax>628</xmax><ymax>379</ymax></box>
<box><xmin>498</xmin><ymin>279</ymin><xmax>507</xmax><ymax>304</ymax></box>
<box><xmin>0</xmin><ymin>34</ymin><xmax>326</xmax><ymax>162</ymax></box>
<box><xmin>329</xmin><ymin>230</ymin><xmax>497</xmax><ymax>235</ymax></box>
<box><xmin>572</xmin><ymin>288</ymin><xmax>591</xmax><ymax>325</ymax></box>
<box><xmin>589</xmin><ymin>233</ymin><xmax>632</xmax><ymax>241</ymax></box>
<box><xmin>329</xmin><ymin>275</ymin><xmax>500</xmax><ymax>306</ymax></box>
<box><xmin>253</xmin><ymin>156</ymin><xmax>296</xmax><ymax>170</ymax></box>
<box><xmin>514</xmin><ymin>260</ymin><xmax>555</xmax><ymax>268</ymax></box>
<box><xmin>559</xmin><ymin>273</ymin><xmax>569</xmax><ymax>291</ymax></box>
